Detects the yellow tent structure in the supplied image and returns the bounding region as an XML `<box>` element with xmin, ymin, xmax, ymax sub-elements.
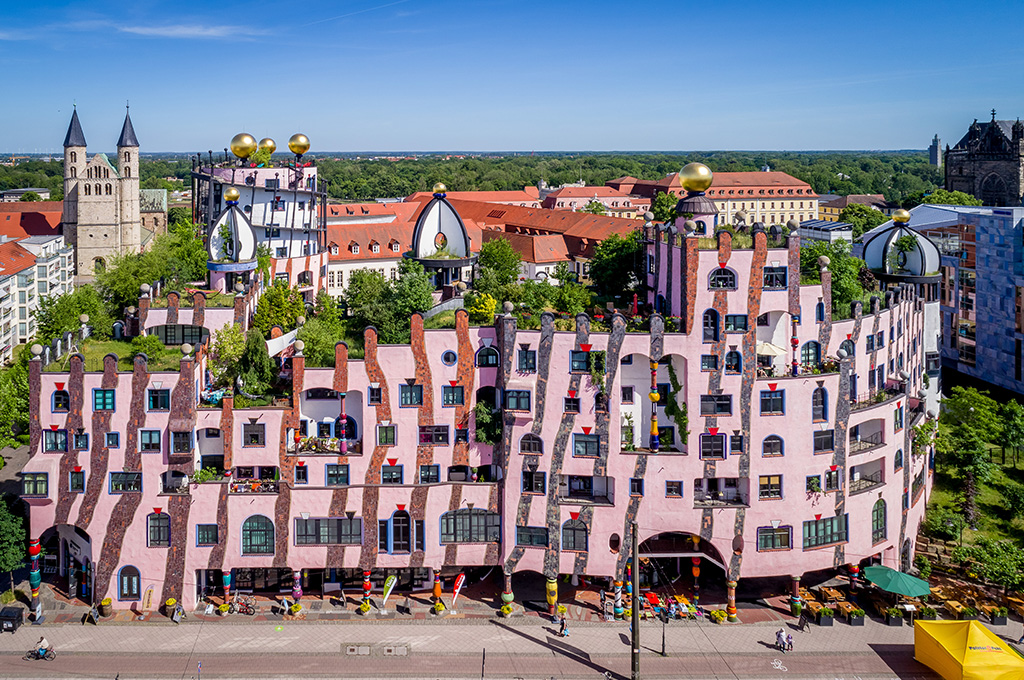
<box><xmin>914</xmin><ymin>620</ymin><xmax>1024</xmax><ymax>680</ymax></box>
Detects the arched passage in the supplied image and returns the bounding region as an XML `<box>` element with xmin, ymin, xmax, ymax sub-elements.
<box><xmin>637</xmin><ymin>531</ymin><xmax>728</xmax><ymax>601</ymax></box>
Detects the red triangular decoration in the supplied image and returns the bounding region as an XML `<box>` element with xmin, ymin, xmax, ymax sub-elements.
<box><xmin>569</xmin><ymin>511</ymin><xmax>580</xmax><ymax>521</ymax></box>
<box><xmin>449</xmin><ymin>380</ymin><xmax>458</xmax><ymax>387</ymax></box>
<box><xmin>582</xmin><ymin>426</ymin><xmax>592</xmax><ymax>435</ymax></box>
<box><xmin>814</xmin><ymin>514</ymin><xmax>821</xmax><ymax>521</ymax></box>
<box><xmin>568</xmin><ymin>390</ymin><xmax>577</xmax><ymax>399</ymax></box>
<box><xmin>50</xmin><ymin>424</ymin><xmax>58</xmax><ymax>431</ymax></box>
<box><xmin>153</xmin><ymin>507</ymin><xmax>162</xmax><ymax>515</ymax></box>
<box><xmin>718</xmin><ymin>261</ymin><xmax>727</xmax><ymax>269</ymax></box>
<box><xmin>846</xmin><ymin>333</ymin><xmax>852</xmax><ymax>340</ymax></box>
<box><xmin>830</xmin><ymin>465</ymin><xmax>837</xmax><ymax>472</ymax></box>
<box><xmin>387</xmin><ymin>458</ymin><xmax>397</xmax><ymax>466</ymax></box>
<box><xmin>708</xmin><ymin>427</ymin><xmax>719</xmax><ymax>435</ymax></box>
<box><xmin>55</xmin><ymin>382</ymin><xmax>65</xmax><ymax>391</ymax></box>
<box><xmin>297</xmin><ymin>461</ymin><xmax>305</xmax><ymax>467</ymax></box>
<box><xmin>768</xmin><ymin>383</ymin><xmax>777</xmax><ymax>391</ymax></box>
<box><xmin>897</xmin><ymin>401</ymin><xmax>901</xmax><ymax>408</ymax></box>
<box><xmin>580</xmin><ymin>343</ymin><xmax>592</xmax><ymax>352</ymax></box>
<box><xmin>397</xmin><ymin>504</ymin><xmax>405</xmax><ymax>511</ymax></box>
<box><xmin>73</xmin><ymin>465</ymin><xmax>82</xmax><ymax>473</ymax></box>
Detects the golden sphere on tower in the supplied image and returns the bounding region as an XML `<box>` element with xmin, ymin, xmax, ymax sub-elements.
<box><xmin>224</xmin><ymin>187</ymin><xmax>240</xmax><ymax>202</ymax></box>
<box><xmin>433</xmin><ymin>182</ymin><xmax>447</xmax><ymax>194</ymax></box>
<box><xmin>230</xmin><ymin>133</ymin><xmax>257</xmax><ymax>159</ymax></box>
<box><xmin>679</xmin><ymin>162</ymin><xmax>713</xmax><ymax>192</ymax></box>
<box><xmin>258</xmin><ymin>137</ymin><xmax>277</xmax><ymax>154</ymax></box>
<box><xmin>288</xmin><ymin>133</ymin><xmax>310</xmax><ymax>155</ymax></box>
<box><xmin>892</xmin><ymin>208</ymin><xmax>911</xmax><ymax>223</ymax></box>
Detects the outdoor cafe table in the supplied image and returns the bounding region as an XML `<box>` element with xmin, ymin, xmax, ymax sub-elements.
<box><xmin>836</xmin><ymin>601</ymin><xmax>858</xmax><ymax>618</ymax></box>
<box><xmin>805</xmin><ymin>600</ymin><xmax>824</xmax><ymax>616</ymax></box>
<box><xmin>944</xmin><ymin>600</ymin><xmax>965</xmax><ymax>618</ymax></box>
<box><xmin>821</xmin><ymin>587</ymin><xmax>846</xmax><ymax>603</ymax></box>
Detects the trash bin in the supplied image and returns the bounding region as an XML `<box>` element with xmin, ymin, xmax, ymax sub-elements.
<box><xmin>0</xmin><ymin>607</ymin><xmax>24</xmax><ymax>633</ymax></box>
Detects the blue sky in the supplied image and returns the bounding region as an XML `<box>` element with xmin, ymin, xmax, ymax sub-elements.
<box><xmin>2</xmin><ymin>0</ymin><xmax>1023</xmax><ymax>152</ymax></box>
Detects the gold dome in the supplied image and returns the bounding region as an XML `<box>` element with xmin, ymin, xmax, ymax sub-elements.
<box><xmin>288</xmin><ymin>133</ymin><xmax>310</xmax><ymax>155</ymax></box>
<box><xmin>892</xmin><ymin>208</ymin><xmax>911</xmax><ymax>223</ymax></box>
<box><xmin>433</xmin><ymin>182</ymin><xmax>447</xmax><ymax>194</ymax></box>
<box><xmin>224</xmin><ymin>187</ymin><xmax>241</xmax><ymax>202</ymax></box>
<box><xmin>679</xmin><ymin>162</ymin><xmax>713</xmax><ymax>193</ymax></box>
<box><xmin>258</xmin><ymin>137</ymin><xmax>277</xmax><ymax>154</ymax></box>
<box><xmin>230</xmin><ymin>133</ymin><xmax>257</xmax><ymax>159</ymax></box>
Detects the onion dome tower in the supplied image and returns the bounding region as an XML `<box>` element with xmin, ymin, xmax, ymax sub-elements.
<box><xmin>674</xmin><ymin>163</ymin><xmax>718</xmax><ymax>235</ymax></box>
<box><xmin>861</xmin><ymin>208</ymin><xmax>942</xmax><ymax>292</ymax></box>
<box><xmin>207</xmin><ymin>185</ymin><xmax>259</xmax><ymax>292</ymax></box>
<box><xmin>408</xmin><ymin>183</ymin><xmax>479</xmax><ymax>288</ymax></box>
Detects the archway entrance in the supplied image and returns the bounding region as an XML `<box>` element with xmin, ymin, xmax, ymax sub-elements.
<box><xmin>47</xmin><ymin>524</ymin><xmax>94</xmax><ymax>604</ymax></box>
<box><xmin>638</xmin><ymin>532</ymin><xmax>727</xmax><ymax>604</ymax></box>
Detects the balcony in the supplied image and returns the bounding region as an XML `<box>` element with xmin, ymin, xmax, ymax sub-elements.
<box><xmin>849</xmin><ymin>466</ymin><xmax>884</xmax><ymax>496</ymax></box>
<box><xmin>288</xmin><ymin>436</ymin><xmax>361</xmax><ymax>455</ymax></box>
<box><xmin>158</xmin><ymin>471</ymin><xmax>190</xmax><ymax>496</ymax></box>
<box><xmin>850</xmin><ymin>387</ymin><xmax>902</xmax><ymax>412</ymax></box>
<box><xmin>849</xmin><ymin>430</ymin><xmax>884</xmax><ymax>454</ymax></box>
<box><xmin>557</xmin><ymin>475</ymin><xmax>614</xmax><ymax>506</ymax></box>
<box><xmin>230</xmin><ymin>479</ymin><xmax>280</xmax><ymax>494</ymax></box>
<box><xmin>693</xmin><ymin>491</ymin><xmax>748</xmax><ymax>508</ymax></box>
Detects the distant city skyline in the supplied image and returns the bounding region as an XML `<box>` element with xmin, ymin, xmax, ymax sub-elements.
<box><xmin>2</xmin><ymin>0</ymin><xmax>1023</xmax><ymax>153</ymax></box>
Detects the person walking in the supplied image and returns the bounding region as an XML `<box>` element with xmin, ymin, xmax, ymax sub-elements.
<box><xmin>786</xmin><ymin>632</ymin><xmax>793</xmax><ymax>652</ymax></box>
<box><xmin>776</xmin><ymin>628</ymin><xmax>786</xmax><ymax>653</ymax></box>
<box><xmin>1017</xmin><ymin>629</ymin><xmax>1024</xmax><ymax>645</ymax></box>
<box><xmin>559</xmin><ymin>616</ymin><xmax>569</xmax><ymax>637</ymax></box>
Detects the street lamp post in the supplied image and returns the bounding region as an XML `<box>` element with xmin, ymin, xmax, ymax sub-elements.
<box><xmin>631</xmin><ymin>521</ymin><xmax>640</xmax><ymax>680</ymax></box>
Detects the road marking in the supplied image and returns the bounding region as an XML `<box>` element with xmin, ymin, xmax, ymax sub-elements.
<box><xmin>771</xmin><ymin>658</ymin><xmax>788</xmax><ymax>672</ymax></box>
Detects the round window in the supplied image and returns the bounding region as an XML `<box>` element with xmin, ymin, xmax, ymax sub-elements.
<box><xmin>434</xmin><ymin>232</ymin><xmax>448</xmax><ymax>249</ymax></box>
<box><xmin>609</xmin><ymin>533</ymin><xmax>621</xmax><ymax>553</ymax></box>
<box><xmin>442</xmin><ymin>350</ymin><xmax>457</xmax><ymax>366</ymax></box>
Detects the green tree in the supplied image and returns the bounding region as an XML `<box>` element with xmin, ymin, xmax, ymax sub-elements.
<box><xmin>952</xmin><ymin>537</ymin><xmax>1024</xmax><ymax>593</ymax></box>
<box><xmin>581</xmin><ymin>200</ymin><xmax>606</xmax><ymax>215</ymax></box>
<box><xmin>296</xmin><ymin>317</ymin><xmax>342</xmax><ymax>368</ymax></box>
<box><xmin>0</xmin><ymin>357</ymin><xmax>29</xmax><ymax>448</ymax></box>
<box><xmin>942</xmin><ymin>386</ymin><xmax>1002</xmax><ymax>436</ymax></box>
<box><xmin>95</xmin><ymin>249</ymin><xmax>156</xmax><ymax>315</ymax></box>
<box><xmin>130</xmin><ymin>334</ymin><xmax>165</xmax><ymax>360</ymax></box>
<box><xmin>650</xmin><ymin>191</ymin><xmax>678</xmax><ymax>223</ymax></box>
<box><xmin>252</xmin><ymin>282</ymin><xmax>305</xmax><ymax>336</ymax></box>
<box><xmin>799</xmin><ymin>240</ymin><xmax>865</xmax><ymax>313</ymax></box>
<box><xmin>999</xmin><ymin>400</ymin><xmax>1024</xmax><ymax>466</ymax></box>
<box><xmin>19</xmin><ymin>191</ymin><xmax>41</xmax><ymax>202</ymax></box>
<box><xmin>207</xmin><ymin>323</ymin><xmax>246</xmax><ymax>386</ymax></box>
<box><xmin>167</xmin><ymin>206</ymin><xmax>190</xmax><ymax>227</ymax></box>
<box><xmin>478</xmin><ymin>237</ymin><xmax>522</xmax><ymax>287</ymax></box>
<box><xmin>837</xmin><ymin>203</ymin><xmax>887</xmax><ymax>238</ymax></box>
<box><xmin>465</xmin><ymin>292</ymin><xmax>497</xmax><ymax>324</ymax></box>
<box><xmin>588</xmin><ymin>231</ymin><xmax>644</xmax><ymax>298</ymax></box>
<box><xmin>552</xmin><ymin>262</ymin><xmax>592</xmax><ymax>315</ymax></box>
<box><xmin>239</xmin><ymin>328</ymin><xmax>274</xmax><ymax>395</ymax></box>
<box><xmin>344</xmin><ymin>261</ymin><xmax>433</xmax><ymax>344</ymax></box>
<box><xmin>163</xmin><ymin>222</ymin><xmax>208</xmax><ymax>284</ymax></box>
<box><xmin>33</xmin><ymin>285</ymin><xmax>113</xmax><ymax>344</ymax></box>
<box><xmin>921</xmin><ymin>189</ymin><xmax>983</xmax><ymax>207</ymax></box>
<box><xmin>390</xmin><ymin>259</ymin><xmax>434</xmax><ymax>321</ymax></box>
<box><xmin>0</xmin><ymin>497</ymin><xmax>25</xmax><ymax>598</ymax></box>
<box><xmin>938</xmin><ymin>424</ymin><xmax>996</xmax><ymax>529</ymax></box>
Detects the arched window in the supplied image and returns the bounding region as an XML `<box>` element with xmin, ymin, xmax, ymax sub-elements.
<box><xmin>124</xmin><ymin>152</ymin><xmax>131</xmax><ymax>164</ymax></box>
<box><xmin>812</xmin><ymin>387</ymin><xmax>828</xmax><ymax>421</ymax></box>
<box><xmin>93</xmin><ymin>258</ymin><xmax>106</xmax><ymax>272</ymax></box>
<box><xmin>840</xmin><ymin>339</ymin><xmax>855</xmax><ymax>357</ymax></box>
<box><xmin>70</xmin><ymin>167</ymin><xmax>77</xmax><ymax>178</ymax></box>
<box><xmin>562</xmin><ymin>519</ymin><xmax>588</xmax><ymax>551</ymax></box>
<box><xmin>118</xmin><ymin>565</ymin><xmax>140</xmax><ymax>600</ymax></box>
<box><xmin>342</xmin><ymin>415</ymin><xmax>357</xmax><ymax>441</ymax></box>
<box><xmin>53</xmin><ymin>390</ymin><xmax>70</xmax><ymax>412</ymax></box>
<box><xmin>520</xmin><ymin>433</ymin><xmax>543</xmax><ymax>454</ymax></box>
<box><xmin>70</xmin><ymin>151</ymin><xmax>77</xmax><ymax>163</ymax></box>
<box><xmin>725</xmin><ymin>351</ymin><xmax>741</xmax><ymax>373</ymax></box>
<box><xmin>147</xmin><ymin>513</ymin><xmax>170</xmax><ymax>547</ymax></box>
<box><xmin>105</xmin><ymin>184</ymin><xmax>112</xmax><ymax>195</ymax></box>
<box><xmin>872</xmin><ymin>499</ymin><xmax>887</xmax><ymax>543</ymax></box>
<box><xmin>709</xmin><ymin>268</ymin><xmax>736</xmax><ymax>290</ymax></box>
<box><xmin>694</xmin><ymin>220</ymin><xmax>707</xmax><ymax>235</ymax></box>
<box><xmin>241</xmin><ymin>514</ymin><xmax>275</xmax><ymax>554</ymax></box>
<box><xmin>475</xmin><ymin>347</ymin><xmax>499</xmax><ymax>367</ymax></box>
<box><xmin>702</xmin><ymin>309</ymin><xmax>719</xmax><ymax>342</ymax></box>
<box><xmin>815</xmin><ymin>301</ymin><xmax>825</xmax><ymax>322</ymax></box>
<box><xmin>801</xmin><ymin>341</ymin><xmax>821</xmax><ymax>367</ymax></box>
<box><xmin>83</xmin><ymin>184</ymin><xmax>90</xmax><ymax>196</ymax></box>
<box><xmin>94</xmin><ymin>183</ymin><xmax>101</xmax><ymax>195</ymax></box>
<box><xmin>894</xmin><ymin>449</ymin><xmax>904</xmax><ymax>471</ymax></box>
<box><xmin>389</xmin><ymin>510</ymin><xmax>411</xmax><ymax>553</ymax></box>
<box><xmin>762</xmin><ymin>435</ymin><xmax>784</xmax><ymax>456</ymax></box>
<box><xmin>440</xmin><ymin>508</ymin><xmax>500</xmax><ymax>543</ymax></box>
<box><xmin>125</xmin><ymin>167</ymin><xmax>131</xmax><ymax>178</ymax></box>
<box><xmin>609</xmin><ymin>533</ymin><xmax>621</xmax><ymax>552</ymax></box>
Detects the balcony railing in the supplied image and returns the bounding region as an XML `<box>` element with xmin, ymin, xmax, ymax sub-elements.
<box><xmin>850</xmin><ymin>387</ymin><xmax>902</xmax><ymax>412</ymax></box>
<box><xmin>693</xmin><ymin>491</ymin><xmax>748</xmax><ymax>508</ymax></box>
<box><xmin>849</xmin><ymin>431</ymin><xmax>884</xmax><ymax>454</ymax></box>
<box><xmin>849</xmin><ymin>470</ymin><xmax>884</xmax><ymax>495</ymax></box>
<box><xmin>287</xmin><ymin>436</ymin><xmax>362</xmax><ymax>455</ymax></box>
<box><xmin>229</xmin><ymin>480</ymin><xmax>279</xmax><ymax>494</ymax></box>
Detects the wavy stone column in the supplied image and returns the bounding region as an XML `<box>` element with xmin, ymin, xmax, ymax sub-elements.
<box><xmin>326</xmin><ymin>342</ymin><xmax>351</xmax><ymax>569</ymax></box>
<box><xmin>359</xmin><ymin>328</ymin><xmax>391</xmax><ymax>569</ymax></box>
<box><xmin>408</xmin><ymin>314</ymin><xmax>434</xmax><ymax>569</ymax></box>
<box><xmin>444</xmin><ymin>311</ymin><xmax>476</xmax><ymax>566</ymax></box>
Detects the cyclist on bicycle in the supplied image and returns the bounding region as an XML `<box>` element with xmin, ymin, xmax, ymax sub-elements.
<box><xmin>36</xmin><ymin>637</ymin><xmax>50</xmax><ymax>659</ymax></box>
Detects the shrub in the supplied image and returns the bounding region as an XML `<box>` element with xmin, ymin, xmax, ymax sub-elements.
<box><xmin>922</xmin><ymin>507</ymin><xmax>966</xmax><ymax>541</ymax></box>
<box><xmin>914</xmin><ymin>554</ymin><xmax>933</xmax><ymax>578</ymax></box>
<box><xmin>709</xmin><ymin>609</ymin><xmax>727</xmax><ymax>623</ymax></box>
<box><xmin>919</xmin><ymin>606</ymin><xmax>936</xmax><ymax>617</ymax></box>
<box><xmin>466</xmin><ymin>292</ymin><xmax>497</xmax><ymax>324</ymax></box>
<box><xmin>0</xmin><ymin>590</ymin><xmax>14</xmax><ymax>604</ymax></box>
<box><xmin>963</xmin><ymin>607</ymin><xmax>978</xmax><ymax>617</ymax></box>
<box><xmin>359</xmin><ymin>600</ymin><xmax>371</xmax><ymax>613</ymax></box>
<box><xmin>820</xmin><ymin>607</ymin><xmax>834</xmax><ymax>618</ymax></box>
<box><xmin>130</xmin><ymin>334</ymin><xmax>166</xmax><ymax>359</ymax></box>
<box><xmin>886</xmin><ymin>607</ymin><xmax>902</xmax><ymax>618</ymax></box>
<box><xmin>850</xmin><ymin>608</ymin><xmax>865</xmax><ymax>617</ymax></box>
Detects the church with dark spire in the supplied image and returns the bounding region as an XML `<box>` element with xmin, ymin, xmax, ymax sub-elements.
<box><xmin>61</xmin><ymin>107</ymin><xmax>142</xmax><ymax>277</ymax></box>
<box><xmin>945</xmin><ymin>110</ymin><xmax>1024</xmax><ymax>206</ymax></box>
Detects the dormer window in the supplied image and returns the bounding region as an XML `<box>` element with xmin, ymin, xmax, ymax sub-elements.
<box><xmin>371</xmin><ymin>243</ymin><xmax>380</xmax><ymax>254</ymax></box>
<box><xmin>350</xmin><ymin>243</ymin><xmax>359</xmax><ymax>254</ymax></box>
<box><xmin>331</xmin><ymin>246</ymin><xmax>338</xmax><ymax>255</ymax></box>
<box><xmin>391</xmin><ymin>242</ymin><xmax>400</xmax><ymax>253</ymax></box>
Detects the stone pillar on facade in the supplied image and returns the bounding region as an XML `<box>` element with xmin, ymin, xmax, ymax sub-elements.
<box><xmin>338</xmin><ymin>391</ymin><xmax>348</xmax><ymax>454</ymax></box>
<box><xmin>613</xmin><ymin>580</ymin><xmax>624</xmax><ymax>619</ymax></box>
<box><xmin>501</xmin><ymin>572</ymin><xmax>514</xmax><ymax>606</ymax></box>
<box><xmin>292</xmin><ymin>570</ymin><xmax>303</xmax><ymax>601</ymax></box>
<box><xmin>545</xmin><ymin>577</ymin><xmax>558</xmax><ymax>616</ymax></box>
<box><xmin>222</xmin><ymin>570</ymin><xmax>232</xmax><ymax>603</ymax></box>
<box><xmin>691</xmin><ymin>557</ymin><xmax>701</xmax><ymax>607</ymax></box>
<box><xmin>726</xmin><ymin>580</ymin><xmax>738</xmax><ymax>622</ymax></box>
<box><xmin>432</xmin><ymin>569</ymin><xmax>442</xmax><ymax>603</ymax></box>
<box><xmin>362</xmin><ymin>571</ymin><xmax>372</xmax><ymax>603</ymax></box>
<box><xmin>28</xmin><ymin>538</ymin><xmax>42</xmax><ymax>620</ymax></box>
<box><xmin>791</xmin><ymin>575</ymin><xmax>802</xmax><ymax>604</ymax></box>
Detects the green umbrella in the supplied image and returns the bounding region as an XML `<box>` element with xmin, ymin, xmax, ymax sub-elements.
<box><xmin>862</xmin><ymin>565</ymin><xmax>930</xmax><ymax>597</ymax></box>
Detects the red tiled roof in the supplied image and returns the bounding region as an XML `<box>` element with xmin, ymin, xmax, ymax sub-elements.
<box><xmin>0</xmin><ymin>240</ymin><xmax>37</xmax><ymax>276</ymax></box>
<box><xmin>543</xmin><ymin>186</ymin><xmax>633</xmax><ymax>199</ymax></box>
<box><xmin>0</xmin><ymin>201</ymin><xmax>62</xmax><ymax>238</ymax></box>
<box><xmin>484</xmin><ymin>231</ymin><xmax>569</xmax><ymax>264</ymax></box>
<box><xmin>327</xmin><ymin>222</ymin><xmax>413</xmax><ymax>262</ymax></box>
<box><xmin>405</xmin><ymin>190</ymin><xmax>540</xmax><ymax>206</ymax></box>
<box><xmin>708</xmin><ymin>171</ymin><xmax>813</xmax><ymax>189</ymax></box>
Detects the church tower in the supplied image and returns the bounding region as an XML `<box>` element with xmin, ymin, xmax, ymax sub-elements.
<box><xmin>116</xmin><ymin>109</ymin><xmax>141</xmax><ymax>254</ymax></box>
<box><xmin>62</xmin><ymin>109</ymin><xmax>86</xmax><ymax>253</ymax></box>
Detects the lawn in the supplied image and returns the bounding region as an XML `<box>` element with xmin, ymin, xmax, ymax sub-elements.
<box><xmin>152</xmin><ymin>291</ymin><xmax>236</xmax><ymax>308</ymax></box>
<box><xmin>925</xmin><ymin>453</ymin><xmax>1024</xmax><ymax>546</ymax></box>
<box><xmin>42</xmin><ymin>339</ymin><xmax>185</xmax><ymax>373</ymax></box>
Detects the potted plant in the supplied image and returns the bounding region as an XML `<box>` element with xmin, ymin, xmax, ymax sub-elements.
<box><xmin>359</xmin><ymin>601</ymin><xmax>372</xmax><ymax>615</ymax></box>
<box><xmin>433</xmin><ymin>600</ymin><xmax>446</xmax><ymax>615</ymax></box>
<box><xmin>289</xmin><ymin>603</ymin><xmax>303</xmax><ymax>617</ymax></box>
<box><xmin>818</xmin><ymin>607</ymin><xmax>834</xmax><ymax>626</ymax></box>
<box><xmin>709</xmin><ymin>609</ymin><xmax>728</xmax><ymax>624</ymax></box>
<box><xmin>99</xmin><ymin>597</ymin><xmax>113</xmax><ymax>618</ymax></box>
<box><xmin>500</xmin><ymin>603</ymin><xmax>513</xmax><ymax>618</ymax></box>
<box><xmin>885</xmin><ymin>606</ymin><xmax>904</xmax><ymax>626</ymax></box>
<box><xmin>164</xmin><ymin>598</ymin><xmax>177</xmax><ymax>617</ymax></box>
<box><xmin>557</xmin><ymin>604</ymin><xmax>567</xmax><ymax>616</ymax></box>
<box><xmin>918</xmin><ymin>605</ymin><xmax>937</xmax><ymax>620</ymax></box>
<box><xmin>991</xmin><ymin>607</ymin><xmax>1008</xmax><ymax>626</ymax></box>
<box><xmin>961</xmin><ymin>606</ymin><xmax>978</xmax><ymax>621</ymax></box>
<box><xmin>218</xmin><ymin>603</ymin><xmax>230</xmax><ymax>617</ymax></box>
<box><xmin>848</xmin><ymin>608</ymin><xmax>865</xmax><ymax>626</ymax></box>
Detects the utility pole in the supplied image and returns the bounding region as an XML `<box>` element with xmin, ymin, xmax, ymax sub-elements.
<box><xmin>631</xmin><ymin>520</ymin><xmax>640</xmax><ymax>680</ymax></box>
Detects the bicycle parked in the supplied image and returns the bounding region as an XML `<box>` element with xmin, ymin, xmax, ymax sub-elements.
<box><xmin>229</xmin><ymin>593</ymin><xmax>256</xmax><ymax>616</ymax></box>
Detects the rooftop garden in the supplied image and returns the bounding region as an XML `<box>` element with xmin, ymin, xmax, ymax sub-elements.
<box><xmin>42</xmin><ymin>336</ymin><xmax>185</xmax><ymax>373</ymax></box>
<box><xmin>151</xmin><ymin>290</ymin><xmax>237</xmax><ymax>308</ymax></box>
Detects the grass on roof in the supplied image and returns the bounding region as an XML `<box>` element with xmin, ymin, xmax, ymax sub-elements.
<box><xmin>42</xmin><ymin>339</ymin><xmax>184</xmax><ymax>373</ymax></box>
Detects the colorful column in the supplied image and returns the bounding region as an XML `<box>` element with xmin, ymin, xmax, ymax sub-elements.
<box><xmin>362</xmin><ymin>571</ymin><xmax>372</xmax><ymax>604</ymax></box>
<box><xmin>292</xmin><ymin>570</ymin><xmax>303</xmax><ymax>601</ymax></box>
<box><xmin>338</xmin><ymin>392</ymin><xmax>348</xmax><ymax>455</ymax></box>
<box><xmin>726</xmin><ymin>580</ymin><xmax>737</xmax><ymax>622</ymax></box>
<box><xmin>545</xmin><ymin>577</ymin><xmax>558</xmax><ymax>616</ymax></box>
<box><xmin>222</xmin><ymin>570</ymin><xmax>232</xmax><ymax>603</ymax></box>
<box><xmin>648</xmin><ymin>360</ymin><xmax>660</xmax><ymax>451</ymax></box>
<box><xmin>791</xmin><ymin>575</ymin><xmax>801</xmax><ymax>606</ymax></box>
<box><xmin>613</xmin><ymin>580</ymin><xmax>623</xmax><ymax>619</ymax></box>
<box><xmin>691</xmin><ymin>557</ymin><xmax>701</xmax><ymax>607</ymax></box>
<box><xmin>791</xmin><ymin>317</ymin><xmax>800</xmax><ymax>377</ymax></box>
<box><xmin>432</xmin><ymin>569</ymin><xmax>442</xmax><ymax>603</ymax></box>
<box><xmin>28</xmin><ymin>538</ymin><xmax>41</xmax><ymax>620</ymax></box>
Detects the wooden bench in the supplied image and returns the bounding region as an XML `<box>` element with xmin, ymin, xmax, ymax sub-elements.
<box><xmin>836</xmin><ymin>601</ymin><xmax>858</xmax><ymax>618</ymax></box>
<box><xmin>1006</xmin><ymin>597</ymin><xmax>1024</xmax><ymax>618</ymax></box>
<box><xmin>805</xmin><ymin>600</ymin><xmax>824</xmax><ymax>616</ymax></box>
<box><xmin>945</xmin><ymin>600</ymin><xmax>965</xmax><ymax>618</ymax></box>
